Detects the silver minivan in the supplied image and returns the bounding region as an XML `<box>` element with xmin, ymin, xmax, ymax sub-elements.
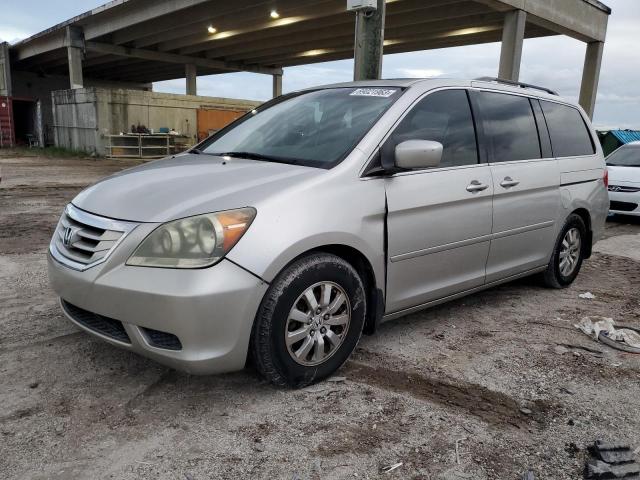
<box><xmin>48</xmin><ymin>78</ymin><xmax>609</xmax><ymax>387</ymax></box>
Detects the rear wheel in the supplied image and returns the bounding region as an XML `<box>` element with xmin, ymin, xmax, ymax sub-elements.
<box><xmin>251</xmin><ymin>253</ymin><xmax>366</xmax><ymax>387</ymax></box>
<box><xmin>541</xmin><ymin>214</ymin><xmax>587</xmax><ymax>288</ymax></box>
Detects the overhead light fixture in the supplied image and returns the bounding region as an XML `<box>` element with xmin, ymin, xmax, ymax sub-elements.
<box><xmin>270</xmin><ymin>9</ymin><xmax>280</xmax><ymax>19</ymax></box>
<box><xmin>207</xmin><ymin>25</ymin><xmax>217</xmax><ymax>34</ymax></box>
<box><xmin>299</xmin><ymin>48</ymin><xmax>331</xmax><ymax>57</ymax></box>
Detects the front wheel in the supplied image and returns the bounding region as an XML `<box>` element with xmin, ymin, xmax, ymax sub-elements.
<box><xmin>250</xmin><ymin>253</ymin><xmax>366</xmax><ymax>387</ymax></box>
<box><xmin>541</xmin><ymin>214</ymin><xmax>588</xmax><ymax>288</ymax></box>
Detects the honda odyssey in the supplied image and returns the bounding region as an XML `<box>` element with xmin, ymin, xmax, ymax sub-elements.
<box><xmin>48</xmin><ymin>78</ymin><xmax>609</xmax><ymax>387</ymax></box>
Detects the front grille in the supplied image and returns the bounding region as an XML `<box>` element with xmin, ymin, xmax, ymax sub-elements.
<box><xmin>610</xmin><ymin>200</ymin><xmax>639</xmax><ymax>212</ymax></box>
<box><xmin>141</xmin><ymin>327</ymin><xmax>183</xmax><ymax>351</ymax></box>
<box><xmin>50</xmin><ymin>204</ymin><xmax>137</xmax><ymax>271</ymax></box>
<box><xmin>609</xmin><ymin>185</ymin><xmax>640</xmax><ymax>193</ymax></box>
<box><xmin>62</xmin><ymin>300</ymin><xmax>131</xmax><ymax>344</ymax></box>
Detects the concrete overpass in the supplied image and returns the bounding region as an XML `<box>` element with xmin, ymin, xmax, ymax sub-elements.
<box><xmin>4</xmin><ymin>0</ymin><xmax>610</xmax><ymax>117</ymax></box>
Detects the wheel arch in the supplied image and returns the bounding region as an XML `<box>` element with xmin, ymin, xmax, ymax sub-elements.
<box><xmin>260</xmin><ymin>244</ymin><xmax>384</xmax><ymax>337</ymax></box>
<box><xmin>570</xmin><ymin>207</ymin><xmax>593</xmax><ymax>258</ymax></box>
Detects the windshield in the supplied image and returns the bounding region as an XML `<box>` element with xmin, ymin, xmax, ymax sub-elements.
<box><xmin>607</xmin><ymin>145</ymin><xmax>640</xmax><ymax>167</ymax></box>
<box><xmin>200</xmin><ymin>87</ymin><xmax>403</xmax><ymax>168</ymax></box>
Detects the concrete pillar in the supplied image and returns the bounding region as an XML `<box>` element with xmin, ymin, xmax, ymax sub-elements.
<box><xmin>0</xmin><ymin>42</ymin><xmax>12</xmax><ymax>96</ymax></box>
<box><xmin>498</xmin><ymin>9</ymin><xmax>526</xmax><ymax>81</ymax></box>
<box><xmin>185</xmin><ymin>64</ymin><xmax>197</xmax><ymax>96</ymax></box>
<box><xmin>579</xmin><ymin>41</ymin><xmax>605</xmax><ymax>119</ymax></box>
<box><xmin>272</xmin><ymin>73</ymin><xmax>282</xmax><ymax>98</ymax></box>
<box><xmin>353</xmin><ymin>0</ymin><xmax>386</xmax><ymax>81</ymax></box>
<box><xmin>65</xmin><ymin>27</ymin><xmax>85</xmax><ymax>89</ymax></box>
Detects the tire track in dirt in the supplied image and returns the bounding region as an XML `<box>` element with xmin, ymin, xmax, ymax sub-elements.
<box><xmin>345</xmin><ymin>351</ymin><xmax>559</xmax><ymax>429</ymax></box>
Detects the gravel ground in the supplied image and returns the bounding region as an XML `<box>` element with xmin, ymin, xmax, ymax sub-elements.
<box><xmin>1</xmin><ymin>151</ymin><xmax>639</xmax><ymax>480</ymax></box>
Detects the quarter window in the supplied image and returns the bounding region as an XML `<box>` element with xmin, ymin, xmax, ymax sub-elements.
<box><xmin>387</xmin><ymin>89</ymin><xmax>478</xmax><ymax>168</ymax></box>
<box><xmin>540</xmin><ymin>101</ymin><xmax>595</xmax><ymax>157</ymax></box>
<box><xmin>477</xmin><ymin>92</ymin><xmax>541</xmax><ymax>162</ymax></box>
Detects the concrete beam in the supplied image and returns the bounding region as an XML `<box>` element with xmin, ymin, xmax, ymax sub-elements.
<box><xmin>258</xmin><ymin>25</ymin><xmax>517</xmax><ymax>67</ymax></box>
<box><xmin>178</xmin><ymin>0</ymin><xmax>473</xmax><ymax>57</ymax></box>
<box><xmin>186</xmin><ymin>64</ymin><xmax>197</xmax><ymax>95</ymax></box>
<box><xmin>84</xmin><ymin>41</ymin><xmax>282</xmax><ymax>76</ymax></box>
<box><xmin>475</xmin><ymin>0</ymin><xmax>609</xmax><ymax>42</ymax></box>
<box><xmin>131</xmin><ymin>0</ymin><xmax>327</xmax><ymax>49</ymax></box>
<box><xmin>272</xmin><ymin>73</ymin><xmax>282</xmax><ymax>98</ymax></box>
<box><xmin>353</xmin><ymin>0</ymin><xmax>386</xmax><ymax>81</ymax></box>
<box><xmin>65</xmin><ymin>26</ymin><xmax>85</xmax><ymax>89</ymax></box>
<box><xmin>498</xmin><ymin>9</ymin><xmax>526</xmax><ymax>81</ymax></box>
<box><xmin>579</xmin><ymin>41</ymin><xmax>604</xmax><ymax>119</ymax></box>
<box><xmin>225</xmin><ymin>15</ymin><xmax>504</xmax><ymax>64</ymax></box>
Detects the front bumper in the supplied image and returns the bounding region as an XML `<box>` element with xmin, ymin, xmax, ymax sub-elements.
<box><xmin>609</xmin><ymin>190</ymin><xmax>640</xmax><ymax>216</ymax></box>
<box><xmin>48</xmin><ymin>253</ymin><xmax>268</xmax><ymax>375</ymax></box>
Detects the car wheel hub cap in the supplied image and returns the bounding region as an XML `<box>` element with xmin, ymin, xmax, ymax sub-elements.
<box><xmin>559</xmin><ymin>227</ymin><xmax>581</xmax><ymax>277</ymax></box>
<box><xmin>285</xmin><ymin>281</ymin><xmax>351</xmax><ymax>366</ymax></box>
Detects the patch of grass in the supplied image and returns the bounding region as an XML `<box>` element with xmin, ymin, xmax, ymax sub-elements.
<box><xmin>41</xmin><ymin>146</ymin><xmax>96</xmax><ymax>158</ymax></box>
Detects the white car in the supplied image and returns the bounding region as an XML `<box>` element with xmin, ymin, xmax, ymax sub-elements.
<box><xmin>607</xmin><ymin>142</ymin><xmax>640</xmax><ymax>216</ymax></box>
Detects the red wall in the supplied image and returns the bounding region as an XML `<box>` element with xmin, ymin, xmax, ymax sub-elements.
<box><xmin>0</xmin><ymin>96</ymin><xmax>14</xmax><ymax>147</ymax></box>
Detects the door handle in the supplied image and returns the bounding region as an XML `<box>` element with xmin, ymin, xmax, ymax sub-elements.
<box><xmin>500</xmin><ymin>177</ymin><xmax>520</xmax><ymax>188</ymax></box>
<box><xmin>466</xmin><ymin>180</ymin><xmax>489</xmax><ymax>193</ymax></box>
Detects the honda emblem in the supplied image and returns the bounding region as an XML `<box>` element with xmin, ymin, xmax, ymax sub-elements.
<box><xmin>63</xmin><ymin>227</ymin><xmax>75</xmax><ymax>247</ymax></box>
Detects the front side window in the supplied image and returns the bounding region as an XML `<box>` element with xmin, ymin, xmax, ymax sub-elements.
<box><xmin>386</xmin><ymin>89</ymin><xmax>478</xmax><ymax>168</ymax></box>
<box><xmin>606</xmin><ymin>145</ymin><xmax>640</xmax><ymax>167</ymax></box>
<box><xmin>477</xmin><ymin>91</ymin><xmax>541</xmax><ymax>163</ymax></box>
<box><xmin>540</xmin><ymin>100</ymin><xmax>595</xmax><ymax>157</ymax></box>
<box><xmin>201</xmin><ymin>87</ymin><xmax>403</xmax><ymax>169</ymax></box>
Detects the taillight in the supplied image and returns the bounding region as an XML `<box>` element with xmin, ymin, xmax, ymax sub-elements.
<box><xmin>603</xmin><ymin>169</ymin><xmax>609</xmax><ymax>188</ymax></box>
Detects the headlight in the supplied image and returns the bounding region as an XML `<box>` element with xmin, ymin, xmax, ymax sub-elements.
<box><xmin>127</xmin><ymin>208</ymin><xmax>256</xmax><ymax>269</ymax></box>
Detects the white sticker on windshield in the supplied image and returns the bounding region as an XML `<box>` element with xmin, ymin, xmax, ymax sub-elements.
<box><xmin>350</xmin><ymin>88</ymin><xmax>398</xmax><ymax>98</ymax></box>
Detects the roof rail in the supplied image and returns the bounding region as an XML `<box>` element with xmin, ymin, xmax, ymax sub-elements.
<box><xmin>474</xmin><ymin>77</ymin><xmax>559</xmax><ymax>96</ymax></box>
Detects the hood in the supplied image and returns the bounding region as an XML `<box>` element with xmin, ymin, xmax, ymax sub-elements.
<box><xmin>608</xmin><ymin>165</ymin><xmax>640</xmax><ymax>185</ymax></box>
<box><xmin>72</xmin><ymin>154</ymin><xmax>322</xmax><ymax>222</ymax></box>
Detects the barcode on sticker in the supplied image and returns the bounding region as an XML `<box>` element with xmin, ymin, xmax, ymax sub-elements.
<box><xmin>350</xmin><ymin>88</ymin><xmax>397</xmax><ymax>98</ymax></box>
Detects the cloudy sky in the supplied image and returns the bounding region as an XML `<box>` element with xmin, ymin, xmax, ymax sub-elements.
<box><xmin>2</xmin><ymin>0</ymin><xmax>638</xmax><ymax>128</ymax></box>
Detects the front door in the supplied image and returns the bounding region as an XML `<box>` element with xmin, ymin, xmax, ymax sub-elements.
<box><xmin>384</xmin><ymin>89</ymin><xmax>494</xmax><ymax>313</ymax></box>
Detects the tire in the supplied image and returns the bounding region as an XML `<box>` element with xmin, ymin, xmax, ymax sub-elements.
<box><xmin>541</xmin><ymin>214</ymin><xmax>588</xmax><ymax>289</ymax></box>
<box><xmin>250</xmin><ymin>253</ymin><xmax>366</xmax><ymax>388</ymax></box>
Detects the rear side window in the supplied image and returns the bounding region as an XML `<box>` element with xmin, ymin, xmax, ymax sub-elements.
<box><xmin>477</xmin><ymin>92</ymin><xmax>541</xmax><ymax>162</ymax></box>
<box><xmin>387</xmin><ymin>89</ymin><xmax>478</xmax><ymax>168</ymax></box>
<box><xmin>540</xmin><ymin>101</ymin><xmax>595</xmax><ymax>157</ymax></box>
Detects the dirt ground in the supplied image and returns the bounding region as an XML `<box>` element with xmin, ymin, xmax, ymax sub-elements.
<box><xmin>1</xmin><ymin>151</ymin><xmax>639</xmax><ymax>480</ymax></box>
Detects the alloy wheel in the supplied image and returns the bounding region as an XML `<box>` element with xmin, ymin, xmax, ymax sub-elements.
<box><xmin>284</xmin><ymin>282</ymin><xmax>351</xmax><ymax>366</ymax></box>
<box><xmin>559</xmin><ymin>227</ymin><xmax>581</xmax><ymax>277</ymax></box>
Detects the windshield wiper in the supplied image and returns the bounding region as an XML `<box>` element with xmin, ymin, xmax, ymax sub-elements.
<box><xmin>211</xmin><ymin>151</ymin><xmax>299</xmax><ymax>165</ymax></box>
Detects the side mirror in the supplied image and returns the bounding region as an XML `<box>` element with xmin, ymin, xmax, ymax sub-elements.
<box><xmin>395</xmin><ymin>140</ymin><xmax>443</xmax><ymax>170</ymax></box>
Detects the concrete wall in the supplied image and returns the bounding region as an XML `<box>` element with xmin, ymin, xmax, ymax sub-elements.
<box><xmin>52</xmin><ymin>87</ymin><xmax>261</xmax><ymax>155</ymax></box>
<box><xmin>12</xmin><ymin>71</ymin><xmax>152</xmax><ymax>145</ymax></box>
<box><xmin>52</xmin><ymin>89</ymin><xmax>100</xmax><ymax>154</ymax></box>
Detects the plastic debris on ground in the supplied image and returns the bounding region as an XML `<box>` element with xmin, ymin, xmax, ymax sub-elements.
<box><xmin>380</xmin><ymin>462</ymin><xmax>402</xmax><ymax>474</ymax></box>
<box><xmin>585</xmin><ymin>440</ymin><xmax>640</xmax><ymax>479</ymax></box>
<box><xmin>575</xmin><ymin>317</ymin><xmax>640</xmax><ymax>353</ymax></box>
<box><xmin>579</xmin><ymin>292</ymin><xmax>596</xmax><ymax>299</ymax></box>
